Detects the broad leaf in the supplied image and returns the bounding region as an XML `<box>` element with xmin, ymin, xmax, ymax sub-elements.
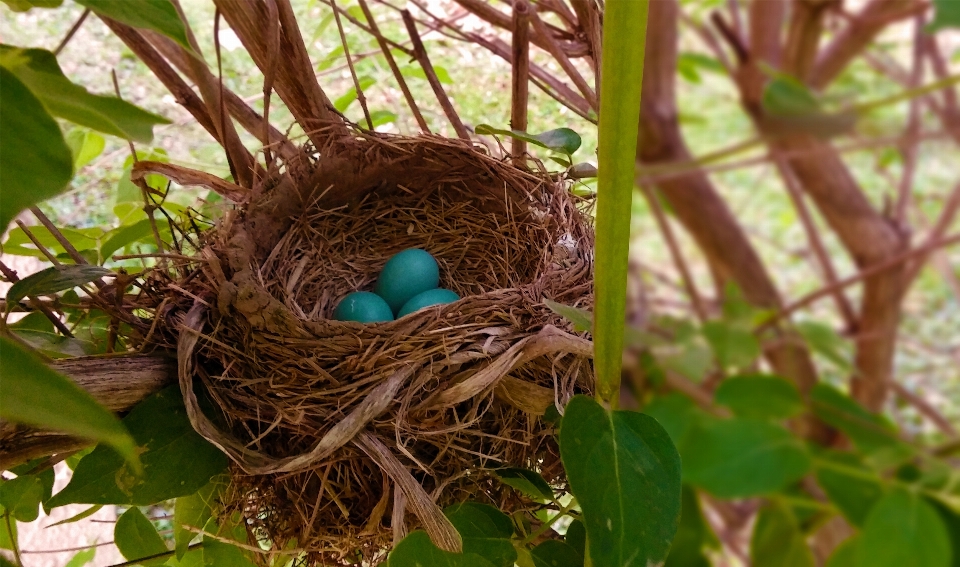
<box><xmin>810</xmin><ymin>384</ymin><xmax>913</xmax><ymax>466</ymax></box>
<box><xmin>66</xmin><ymin>128</ymin><xmax>106</xmax><ymax>169</ymax></box>
<box><xmin>2</xmin><ymin>0</ymin><xmax>63</xmax><ymax>10</ymax></box>
<box><xmin>0</xmin><ymin>337</ymin><xmax>138</xmax><ymax>466</ymax></box>
<box><xmin>856</xmin><ymin>488</ymin><xmax>952</xmax><ymax>567</ymax></box>
<box><xmin>0</xmin><ymin>475</ymin><xmax>44</xmax><ymax>522</ymax></box>
<box><xmin>0</xmin><ymin>46</ymin><xmax>170</xmax><ymax>142</ymax></box>
<box><xmin>665</xmin><ymin>486</ymin><xmax>715</xmax><ymax>567</ymax></box>
<box><xmin>495</xmin><ymin>468</ymin><xmax>554</xmax><ymax>502</ymax></box>
<box><xmin>826</xmin><ymin>537</ymin><xmax>859</xmax><ymax>567</ymax></box>
<box><xmin>559</xmin><ymin>395</ymin><xmax>682</xmax><ymax>567</ymax></box>
<box><xmin>0</xmin><ymin>66</ymin><xmax>73</xmax><ymax>232</ymax></box>
<box><xmin>795</xmin><ymin>321</ymin><xmax>850</xmax><ymax>370</ymax></box>
<box><xmin>389</xmin><ymin>530</ymin><xmax>497</xmax><ymax>567</ymax></box>
<box><xmin>115</xmin><ymin>507</ymin><xmax>167</xmax><ymax>564</ymax></box>
<box><xmin>444</xmin><ymin>502</ymin><xmax>516</xmax><ymax>567</ymax></box>
<box><xmin>928</xmin><ymin>498</ymin><xmax>960</xmax><ymax>567</ymax></box>
<box><xmin>6</xmin><ymin>265</ymin><xmax>111</xmax><ymax>312</ymax></box>
<box><xmin>531</xmin><ymin>540</ymin><xmax>583</xmax><ymax>567</ymax></box>
<box><xmin>929</xmin><ymin>0</ymin><xmax>960</xmax><ymax>31</ymax></box>
<box><xmin>564</xmin><ymin>519</ymin><xmax>586</xmax><ymax>559</ymax></box>
<box><xmin>47</xmin><ymin>385</ymin><xmax>227</xmax><ymax>507</ymax></box>
<box><xmin>750</xmin><ymin>501</ymin><xmax>815</xmax><ymax>567</ymax></box>
<box><xmin>642</xmin><ymin>393</ymin><xmax>707</xmax><ymax>449</ymax></box>
<box><xmin>75</xmin><ymin>0</ymin><xmax>193</xmax><ymax>53</ymax></box>
<box><xmin>714</xmin><ymin>374</ymin><xmax>804</xmax><ymax>420</ymax></box>
<box><xmin>201</xmin><ymin>511</ymin><xmax>257</xmax><ymax>567</ymax></box>
<box><xmin>1</xmin><ymin>224</ymin><xmax>101</xmax><ymax>260</ymax></box>
<box><xmin>682</xmin><ymin>418</ymin><xmax>811</xmax><ymax>498</ymax></box>
<box><xmin>814</xmin><ymin>451</ymin><xmax>884</xmax><ymax>527</ymax></box>
<box><xmin>100</xmin><ymin>219</ymin><xmax>156</xmax><ymax>261</ymax></box>
<box><xmin>702</xmin><ymin>321</ymin><xmax>761</xmax><ymax>371</ymax></box>
<box><xmin>174</xmin><ymin>479</ymin><xmax>225</xmax><ymax>559</ymax></box>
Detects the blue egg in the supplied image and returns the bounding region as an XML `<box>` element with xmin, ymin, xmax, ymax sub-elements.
<box><xmin>374</xmin><ymin>249</ymin><xmax>440</xmax><ymax>314</ymax></box>
<box><xmin>333</xmin><ymin>291</ymin><xmax>394</xmax><ymax>323</ymax></box>
<box><xmin>397</xmin><ymin>288</ymin><xmax>460</xmax><ymax>318</ymax></box>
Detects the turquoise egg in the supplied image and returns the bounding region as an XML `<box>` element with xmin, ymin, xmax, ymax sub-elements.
<box><xmin>374</xmin><ymin>249</ymin><xmax>440</xmax><ymax>314</ymax></box>
<box><xmin>397</xmin><ymin>288</ymin><xmax>460</xmax><ymax>318</ymax></box>
<box><xmin>333</xmin><ymin>292</ymin><xmax>394</xmax><ymax>323</ymax></box>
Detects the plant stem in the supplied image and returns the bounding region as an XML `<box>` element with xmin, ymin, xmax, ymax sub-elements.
<box><xmin>521</xmin><ymin>499</ymin><xmax>579</xmax><ymax>545</ymax></box>
<box><xmin>4</xmin><ymin>513</ymin><xmax>22</xmax><ymax>567</ymax></box>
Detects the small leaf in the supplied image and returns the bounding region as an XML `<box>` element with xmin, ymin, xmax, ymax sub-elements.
<box><xmin>333</xmin><ymin>76</ymin><xmax>376</xmax><ymax>113</ymax></box>
<box><xmin>66</xmin><ymin>128</ymin><xmax>106</xmax><ymax>169</ymax></box>
<box><xmin>475</xmin><ymin>125</ymin><xmax>582</xmax><ymax>155</ymax></box>
<box><xmin>0</xmin><ymin>67</ymin><xmax>73</xmax><ymax>232</ymax></box>
<box><xmin>531</xmin><ymin>540</ymin><xmax>583</xmax><ymax>567</ymax></box>
<box><xmin>100</xmin><ymin>219</ymin><xmax>156</xmax><ymax>261</ymax></box>
<box><xmin>810</xmin><ymin>384</ymin><xmax>913</xmax><ymax>466</ymax></box>
<box><xmin>48</xmin><ymin>504</ymin><xmax>103</xmax><ymax>527</ymax></box>
<box><xmin>641</xmin><ymin>393</ymin><xmax>707</xmax><ymax>449</ymax></box>
<box><xmin>762</xmin><ymin>75</ymin><xmax>820</xmax><ymax>117</ymax></box>
<box><xmin>651</xmin><ymin>336</ymin><xmax>713</xmax><ymax>382</ymax></box>
<box><xmin>564</xmin><ymin>519</ymin><xmax>586</xmax><ymax>559</ymax></box>
<box><xmin>682</xmin><ymin>418</ymin><xmax>811</xmax><ymax>498</ymax></box>
<box><xmin>559</xmin><ymin>395</ymin><xmax>682</xmax><ymax>567</ymax></box>
<box><xmin>444</xmin><ymin>502</ymin><xmax>516</xmax><ymax>567</ymax></box>
<box><xmin>2</xmin><ymin>0</ymin><xmax>64</xmax><ymax>11</ymax></box>
<box><xmin>826</xmin><ymin>537</ymin><xmax>859</xmax><ymax>567</ymax></box>
<box><xmin>750</xmin><ymin>501</ymin><xmax>815</xmax><ymax>567</ymax></box>
<box><xmin>47</xmin><ymin>385</ymin><xmax>227</xmax><ymax>508</ymax></box>
<box><xmin>929</xmin><ymin>0</ymin><xmax>960</xmax><ymax>31</ymax></box>
<box><xmin>702</xmin><ymin>321</ymin><xmax>761</xmax><ymax>371</ymax></box>
<box><xmin>0</xmin><ymin>475</ymin><xmax>44</xmax><ymax>522</ymax></box>
<box><xmin>115</xmin><ymin>507</ymin><xmax>167</xmax><ymax>564</ymax></box>
<box><xmin>389</xmin><ymin>530</ymin><xmax>497</xmax><ymax>567</ymax></box>
<box><xmin>1</xmin><ymin>47</ymin><xmax>170</xmax><ymax>142</ymax></box>
<box><xmin>856</xmin><ymin>488</ymin><xmax>952</xmax><ymax>567</ymax></box>
<box><xmin>814</xmin><ymin>451</ymin><xmax>884</xmax><ymax>527</ymax></box>
<box><xmin>714</xmin><ymin>374</ymin><xmax>804</xmax><ymax>420</ymax></box>
<box><xmin>0</xmin><ymin>505</ymin><xmax>17</xmax><ymax>552</ymax></box>
<box><xmin>75</xmin><ymin>0</ymin><xmax>194</xmax><ymax>53</ymax></box>
<box><xmin>64</xmin><ymin>546</ymin><xmax>97</xmax><ymax>567</ymax></box>
<box><xmin>174</xmin><ymin>479</ymin><xmax>225</xmax><ymax>559</ymax></box>
<box><xmin>544</xmin><ymin>299</ymin><xmax>592</xmax><ymax>332</ymax></box>
<box><xmin>369</xmin><ymin>110</ymin><xmax>397</xmax><ymax>128</ymax></box>
<box><xmin>795</xmin><ymin>321</ymin><xmax>851</xmax><ymax>370</ymax></box>
<box><xmin>495</xmin><ymin>468</ymin><xmax>554</xmax><ymax>502</ymax></box>
<box><xmin>0</xmin><ymin>337</ymin><xmax>139</xmax><ymax>467</ymax></box>
<box><xmin>6</xmin><ymin>265</ymin><xmax>112</xmax><ymax>311</ymax></box>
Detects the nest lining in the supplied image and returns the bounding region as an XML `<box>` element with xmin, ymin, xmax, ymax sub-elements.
<box><xmin>164</xmin><ymin>134</ymin><xmax>595</xmax><ymax>563</ymax></box>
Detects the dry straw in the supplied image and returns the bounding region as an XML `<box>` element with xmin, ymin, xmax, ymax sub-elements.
<box><xmin>137</xmin><ymin>130</ymin><xmax>595</xmax><ymax>563</ymax></box>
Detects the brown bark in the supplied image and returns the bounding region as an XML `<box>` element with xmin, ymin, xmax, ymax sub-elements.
<box><xmin>0</xmin><ymin>355</ymin><xmax>176</xmax><ymax>470</ymax></box>
<box><xmin>638</xmin><ymin>0</ymin><xmax>820</xmax><ymax>393</ymax></box>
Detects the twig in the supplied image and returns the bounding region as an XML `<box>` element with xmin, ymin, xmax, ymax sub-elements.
<box><xmin>894</xmin><ymin>16</ymin><xmax>926</xmax><ymax>225</ymax></box>
<box><xmin>356</xmin><ymin>0</ymin><xmax>430</xmax><ymax>132</ymax></box>
<box><xmin>400</xmin><ymin>10</ymin><xmax>470</xmax><ymax>140</ymax></box>
<box><xmin>510</xmin><ymin>0</ymin><xmax>531</xmax><ymax>157</ymax></box>
<box><xmin>29</xmin><ymin>207</ymin><xmax>91</xmax><ymax>268</ymax></box>
<box><xmin>904</xmin><ymin>181</ymin><xmax>960</xmax><ymax>285</ymax></box>
<box><xmin>15</xmin><ymin>220</ymin><xmax>62</xmax><ymax>267</ymax></box>
<box><xmin>259</xmin><ymin>1</ymin><xmax>279</xmax><ymax>168</ymax></box>
<box><xmin>0</xmin><ymin>260</ymin><xmax>74</xmax><ymax>337</ymax></box>
<box><xmin>330</xmin><ymin>0</ymin><xmax>373</xmax><ymax>130</ymax></box>
<box><xmin>527</xmin><ymin>6</ymin><xmax>597</xmax><ymax>110</ymax></box>
<box><xmin>54</xmin><ymin>8</ymin><xmax>90</xmax><ymax>56</ymax></box>
<box><xmin>107</xmin><ymin>543</ymin><xmax>203</xmax><ymax>567</ymax></box>
<box><xmin>760</xmin><ymin>232</ymin><xmax>960</xmax><ymax>329</ymax></box>
<box><xmin>890</xmin><ymin>381</ymin><xmax>958</xmax><ymax>438</ymax></box>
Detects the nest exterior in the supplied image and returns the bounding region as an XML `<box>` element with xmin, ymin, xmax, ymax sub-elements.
<box><xmin>160</xmin><ymin>131</ymin><xmax>595</xmax><ymax>562</ymax></box>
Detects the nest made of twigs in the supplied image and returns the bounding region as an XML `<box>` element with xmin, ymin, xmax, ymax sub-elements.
<box><xmin>156</xmin><ymin>131</ymin><xmax>595</xmax><ymax>564</ymax></box>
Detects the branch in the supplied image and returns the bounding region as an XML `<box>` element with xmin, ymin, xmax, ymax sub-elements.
<box><xmin>0</xmin><ymin>354</ymin><xmax>176</xmax><ymax>470</ymax></box>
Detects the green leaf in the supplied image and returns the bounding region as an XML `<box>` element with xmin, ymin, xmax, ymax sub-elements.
<box><xmin>0</xmin><ymin>475</ymin><xmax>44</xmax><ymax>522</ymax></box>
<box><xmin>0</xmin><ymin>66</ymin><xmax>73</xmax><ymax>232</ymax></box>
<box><xmin>369</xmin><ymin>110</ymin><xmax>397</xmax><ymax>128</ymax></box>
<box><xmin>795</xmin><ymin>321</ymin><xmax>851</xmax><ymax>370</ymax></box>
<box><xmin>47</xmin><ymin>385</ymin><xmax>227</xmax><ymax>507</ymax></box>
<box><xmin>0</xmin><ymin>336</ymin><xmax>139</xmax><ymax>466</ymax></box>
<box><xmin>66</xmin><ymin>128</ymin><xmax>106</xmax><ymax>169</ymax></box>
<box><xmin>762</xmin><ymin>75</ymin><xmax>820</xmax><ymax>117</ymax></box>
<box><xmin>544</xmin><ymin>300</ymin><xmax>592</xmax><ymax>332</ymax></box>
<box><xmin>564</xmin><ymin>519</ymin><xmax>586</xmax><ymax>558</ymax></box>
<box><xmin>444</xmin><ymin>503</ymin><xmax>516</xmax><ymax>567</ymax></box>
<box><xmin>826</xmin><ymin>537</ymin><xmax>859</xmax><ymax>567</ymax></box>
<box><xmin>202</xmin><ymin>537</ymin><xmax>257</xmax><ymax>567</ymax></box>
<box><xmin>651</xmin><ymin>336</ymin><xmax>713</xmax><ymax>382</ymax></box>
<box><xmin>682</xmin><ymin>418</ymin><xmax>811</xmax><ymax>498</ymax></box>
<box><xmin>6</xmin><ymin>265</ymin><xmax>111</xmax><ymax>312</ymax></box>
<box><xmin>714</xmin><ymin>374</ymin><xmax>804</xmax><ymax>420</ymax></box>
<box><xmin>856</xmin><ymin>488</ymin><xmax>952</xmax><ymax>567</ymax></box>
<box><xmin>389</xmin><ymin>530</ymin><xmax>497</xmax><ymax>567</ymax></box>
<box><xmin>809</xmin><ymin>384</ymin><xmax>913</xmax><ymax>466</ymax></box>
<box><xmin>401</xmin><ymin>65</ymin><xmax>454</xmax><ymax>84</ymax></box>
<box><xmin>74</xmin><ymin>0</ymin><xmax>193</xmax><ymax>53</ymax></box>
<box><xmin>2</xmin><ymin>0</ymin><xmax>63</xmax><ymax>11</ymax></box>
<box><xmin>115</xmin><ymin>507</ymin><xmax>167</xmax><ymax>564</ymax></box>
<box><xmin>0</xmin><ymin>506</ymin><xmax>17</xmax><ymax>552</ymax></box>
<box><xmin>927</xmin><ymin>498</ymin><xmax>960</xmax><ymax>567</ymax></box>
<box><xmin>64</xmin><ymin>546</ymin><xmax>97</xmax><ymax>567</ymax></box>
<box><xmin>641</xmin><ymin>393</ymin><xmax>707</xmax><ymax>449</ymax></box>
<box><xmin>665</xmin><ymin>486</ymin><xmax>714</xmax><ymax>567</ymax></box>
<box><xmin>1</xmin><ymin>224</ymin><xmax>101</xmax><ymax>259</ymax></box>
<box><xmin>814</xmin><ymin>451</ymin><xmax>884</xmax><ymax>527</ymax></box>
<box><xmin>100</xmin><ymin>219</ymin><xmax>156</xmax><ymax>261</ymax></box>
<box><xmin>494</xmin><ymin>468</ymin><xmax>554</xmax><ymax>502</ymax></box>
<box><xmin>531</xmin><ymin>540</ymin><xmax>583</xmax><ymax>567</ymax></box>
<box><xmin>702</xmin><ymin>320</ymin><xmax>761</xmax><ymax>371</ymax></box>
<box><xmin>929</xmin><ymin>0</ymin><xmax>960</xmax><ymax>31</ymax></box>
<box><xmin>474</xmin><ymin>126</ymin><xmax>582</xmax><ymax>155</ymax></box>
<box><xmin>333</xmin><ymin>76</ymin><xmax>376</xmax><ymax>113</ymax></box>
<box><xmin>750</xmin><ymin>501</ymin><xmax>815</xmax><ymax>567</ymax></box>
<box><xmin>559</xmin><ymin>395</ymin><xmax>682</xmax><ymax>567</ymax></box>
<box><xmin>48</xmin><ymin>504</ymin><xmax>103</xmax><ymax>527</ymax></box>
<box><xmin>1</xmin><ymin>46</ymin><xmax>170</xmax><ymax>143</ymax></box>
<box><xmin>174</xmin><ymin>479</ymin><xmax>225</xmax><ymax>559</ymax></box>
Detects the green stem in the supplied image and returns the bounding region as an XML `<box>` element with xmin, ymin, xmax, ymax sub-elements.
<box><xmin>593</xmin><ymin>0</ymin><xmax>651</xmax><ymax>407</ymax></box>
<box><xmin>4</xmin><ymin>513</ymin><xmax>22</xmax><ymax>567</ymax></box>
<box><xmin>521</xmin><ymin>499</ymin><xmax>579</xmax><ymax>545</ymax></box>
<box><xmin>854</xmin><ymin>73</ymin><xmax>960</xmax><ymax>115</ymax></box>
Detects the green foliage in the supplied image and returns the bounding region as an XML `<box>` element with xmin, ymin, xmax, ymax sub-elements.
<box><xmin>0</xmin><ymin>336</ymin><xmax>139</xmax><ymax>466</ymax></box>
<box><xmin>47</xmin><ymin>385</ymin><xmax>227</xmax><ymax>507</ymax></box>
<box><xmin>444</xmin><ymin>503</ymin><xmax>517</xmax><ymax>567</ymax></box>
<box><xmin>174</xmin><ymin>479</ymin><xmax>225</xmax><ymax>559</ymax></box>
<box><xmin>74</xmin><ymin>0</ymin><xmax>194</xmax><ymax>53</ymax></box>
<box><xmin>702</xmin><ymin>320</ymin><xmax>761</xmax><ymax>372</ymax></box>
<box><xmin>559</xmin><ymin>395</ymin><xmax>681</xmax><ymax>567</ymax></box>
<box><xmin>0</xmin><ymin>473</ymin><xmax>46</xmax><ymax>522</ymax></box>
<box><xmin>750</xmin><ymin>502</ymin><xmax>815</xmax><ymax>567</ymax></box>
<box><xmin>814</xmin><ymin>451</ymin><xmax>885</xmax><ymax>527</ymax></box>
<box><xmin>66</xmin><ymin>128</ymin><xmax>106</xmax><ymax>169</ymax></box>
<box><xmin>856</xmin><ymin>488</ymin><xmax>953</xmax><ymax>567</ymax></box>
<box><xmin>115</xmin><ymin>507</ymin><xmax>168</xmax><ymax>565</ymax></box>
<box><xmin>681</xmin><ymin>418</ymin><xmax>811</xmax><ymax>498</ymax></box>
<box><xmin>929</xmin><ymin>0</ymin><xmax>960</xmax><ymax>32</ymax></box>
<box><xmin>5</xmin><ymin>265</ymin><xmax>111</xmax><ymax>313</ymax></box>
<box><xmin>1</xmin><ymin>0</ymin><xmax>63</xmax><ymax>11</ymax></box>
<box><xmin>530</xmin><ymin>540</ymin><xmax>583</xmax><ymax>567</ymax></box>
<box><xmin>714</xmin><ymin>374</ymin><xmax>804</xmax><ymax>420</ymax></box>
<box><xmin>0</xmin><ymin>66</ymin><xmax>73</xmax><ymax>232</ymax></box>
<box><xmin>474</xmin><ymin>125</ymin><xmax>583</xmax><ymax>156</ymax></box>
<box><xmin>665</xmin><ymin>486</ymin><xmax>714</xmax><ymax>567</ymax></box>
<box><xmin>390</xmin><ymin>530</ymin><xmax>496</xmax><ymax>567</ymax></box>
<box><xmin>64</xmin><ymin>546</ymin><xmax>96</xmax><ymax>567</ymax></box>
<box><xmin>0</xmin><ymin>46</ymin><xmax>170</xmax><ymax>142</ymax></box>
<box><xmin>494</xmin><ymin>468</ymin><xmax>554</xmax><ymax>503</ymax></box>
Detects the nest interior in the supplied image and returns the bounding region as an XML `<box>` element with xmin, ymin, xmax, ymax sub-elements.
<box><xmin>162</xmin><ymin>133</ymin><xmax>595</xmax><ymax>561</ymax></box>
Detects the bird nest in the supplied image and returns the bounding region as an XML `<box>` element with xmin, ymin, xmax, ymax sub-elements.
<box><xmin>150</xmin><ymin>131</ymin><xmax>595</xmax><ymax>563</ymax></box>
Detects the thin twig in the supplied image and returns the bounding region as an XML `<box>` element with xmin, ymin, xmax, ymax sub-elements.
<box><xmin>54</xmin><ymin>8</ymin><xmax>90</xmax><ymax>56</ymax></box>
<box><xmin>890</xmin><ymin>381</ymin><xmax>958</xmax><ymax>438</ymax></box>
<box><xmin>0</xmin><ymin>259</ymin><xmax>74</xmax><ymax>337</ymax></box>
<box><xmin>356</xmin><ymin>0</ymin><xmax>430</xmax><ymax>132</ymax></box>
<box><xmin>894</xmin><ymin>16</ymin><xmax>926</xmax><ymax>225</ymax></box>
<box><xmin>106</xmin><ymin>543</ymin><xmax>203</xmax><ymax>567</ymax></box>
<box><xmin>259</xmin><ymin>1</ymin><xmax>279</xmax><ymax>169</ymax></box>
<box><xmin>329</xmin><ymin>0</ymin><xmax>373</xmax><ymax>130</ymax></box>
<box><xmin>400</xmin><ymin>10</ymin><xmax>470</xmax><ymax>140</ymax></box>
<box><xmin>904</xmin><ymin>181</ymin><xmax>960</xmax><ymax>285</ymax></box>
<box><xmin>527</xmin><ymin>6</ymin><xmax>597</xmax><ymax>110</ymax></box>
<box><xmin>510</xmin><ymin>0</ymin><xmax>531</xmax><ymax>157</ymax></box>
